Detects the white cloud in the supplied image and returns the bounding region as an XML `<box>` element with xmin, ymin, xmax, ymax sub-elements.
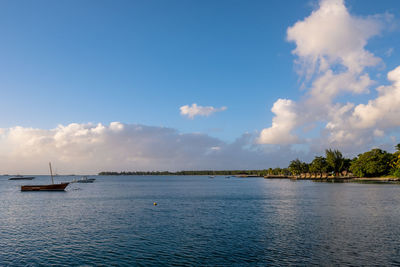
<box><xmin>352</xmin><ymin>66</ymin><xmax>400</xmax><ymax>129</ymax></box>
<box><xmin>321</xmin><ymin>65</ymin><xmax>400</xmax><ymax>148</ymax></box>
<box><xmin>258</xmin><ymin>99</ymin><xmax>300</xmax><ymax>145</ymax></box>
<box><xmin>287</xmin><ymin>0</ymin><xmax>381</xmax><ymax>75</ymax></box>
<box><xmin>0</xmin><ymin>122</ymin><xmax>299</xmax><ymax>174</ymax></box>
<box><xmin>180</xmin><ymin>103</ymin><xmax>227</xmax><ymax>119</ymax></box>
<box><xmin>259</xmin><ymin>0</ymin><xmax>398</xmax><ymax>154</ymax></box>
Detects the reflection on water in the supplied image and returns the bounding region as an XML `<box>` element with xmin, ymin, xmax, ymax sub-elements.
<box><xmin>1</xmin><ymin>176</ymin><xmax>400</xmax><ymax>265</ymax></box>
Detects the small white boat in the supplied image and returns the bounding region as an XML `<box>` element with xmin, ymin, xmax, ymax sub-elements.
<box><xmin>72</xmin><ymin>176</ymin><xmax>96</xmax><ymax>183</ymax></box>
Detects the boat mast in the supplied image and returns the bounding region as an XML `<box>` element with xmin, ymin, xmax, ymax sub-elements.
<box><xmin>49</xmin><ymin>162</ymin><xmax>54</xmax><ymax>184</ymax></box>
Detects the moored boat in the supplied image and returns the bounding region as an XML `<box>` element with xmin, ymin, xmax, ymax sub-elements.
<box><xmin>72</xmin><ymin>176</ymin><xmax>96</xmax><ymax>183</ymax></box>
<box><xmin>9</xmin><ymin>175</ymin><xmax>35</xmax><ymax>180</ymax></box>
<box><xmin>21</xmin><ymin>163</ymin><xmax>69</xmax><ymax>192</ymax></box>
<box><xmin>21</xmin><ymin>183</ymin><xmax>69</xmax><ymax>191</ymax></box>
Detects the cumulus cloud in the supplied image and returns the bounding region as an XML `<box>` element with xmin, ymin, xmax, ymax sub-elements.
<box><xmin>322</xmin><ymin>66</ymin><xmax>400</xmax><ymax>148</ymax></box>
<box><xmin>352</xmin><ymin>66</ymin><xmax>400</xmax><ymax>129</ymax></box>
<box><xmin>259</xmin><ymin>0</ymin><xmax>398</xmax><ymax>154</ymax></box>
<box><xmin>287</xmin><ymin>0</ymin><xmax>381</xmax><ymax>75</ymax></box>
<box><xmin>180</xmin><ymin>103</ymin><xmax>227</xmax><ymax>119</ymax></box>
<box><xmin>0</xmin><ymin>122</ymin><xmax>299</xmax><ymax>174</ymax></box>
<box><xmin>258</xmin><ymin>99</ymin><xmax>300</xmax><ymax>145</ymax></box>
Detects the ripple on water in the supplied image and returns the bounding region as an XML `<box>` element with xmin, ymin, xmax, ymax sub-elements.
<box><xmin>1</xmin><ymin>176</ymin><xmax>400</xmax><ymax>265</ymax></box>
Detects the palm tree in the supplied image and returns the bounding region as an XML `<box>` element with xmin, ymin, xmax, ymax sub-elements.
<box><xmin>289</xmin><ymin>159</ymin><xmax>303</xmax><ymax>176</ymax></box>
<box><xmin>310</xmin><ymin>156</ymin><xmax>327</xmax><ymax>178</ymax></box>
<box><xmin>325</xmin><ymin>149</ymin><xmax>345</xmax><ymax>177</ymax></box>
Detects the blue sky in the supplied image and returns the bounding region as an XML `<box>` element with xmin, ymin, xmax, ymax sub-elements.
<box><xmin>0</xmin><ymin>0</ymin><xmax>301</xmax><ymax>141</ymax></box>
<box><xmin>1</xmin><ymin>0</ymin><xmax>399</xmax><ymax>139</ymax></box>
<box><xmin>1</xmin><ymin>0</ymin><xmax>400</xmax><ymax>173</ymax></box>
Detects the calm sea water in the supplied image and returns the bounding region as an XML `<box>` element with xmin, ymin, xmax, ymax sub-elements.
<box><xmin>1</xmin><ymin>175</ymin><xmax>400</xmax><ymax>266</ymax></box>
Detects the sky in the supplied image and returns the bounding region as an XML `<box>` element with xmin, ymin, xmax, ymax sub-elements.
<box><xmin>1</xmin><ymin>0</ymin><xmax>400</xmax><ymax>174</ymax></box>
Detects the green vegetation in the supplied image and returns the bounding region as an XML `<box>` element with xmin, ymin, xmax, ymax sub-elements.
<box><xmin>288</xmin><ymin>159</ymin><xmax>310</xmax><ymax>176</ymax></box>
<box><xmin>325</xmin><ymin>149</ymin><xmax>346</xmax><ymax>176</ymax></box>
<box><xmin>288</xmin><ymin>145</ymin><xmax>399</xmax><ymax>178</ymax></box>
<box><xmin>99</xmin><ymin>144</ymin><xmax>400</xmax><ymax>178</ymax></box>
<box><xmin>309</xmin><ymin>156</ymin><xmax>328</xmax><ymax>178</ymax></box>
<box><xmin>349</xmin><ymin>149</ymin><xmax>394</xmax><ymax>177</ymax></box>
<box><xmin>391</xmin><ymin>148</ymin><xmax>400</xmax><ymax>177</ymax></box>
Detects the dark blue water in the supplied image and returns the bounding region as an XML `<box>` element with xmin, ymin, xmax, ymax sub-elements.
<box><xmin>1</xmin><ymin>175</ymin><xmax>400</xmax><ymax>266</ymax></box>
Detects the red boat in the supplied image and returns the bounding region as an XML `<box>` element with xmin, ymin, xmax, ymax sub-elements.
<box><xmin>21</xmin><ymin>163</ymin><xmax>69</xmax><ymax>192</ymax></box>
<box><xmin>21</xmin><ymin>183</ymin><xmax>69</xmax><ymax>191</ymax></box>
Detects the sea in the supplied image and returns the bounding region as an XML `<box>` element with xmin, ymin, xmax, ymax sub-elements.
<box><xmin>1</xmin><ymin>175</ymin><xmax>400</xmax><ymax>266</ymax></box>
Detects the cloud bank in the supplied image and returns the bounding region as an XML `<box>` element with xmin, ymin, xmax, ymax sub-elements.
<box><xmin>180</xmin><ymin>103</ymin><xmax>227</xmax><ymax>119</ymax></box>
<box><xmin>259</xmin><ymin>0</ymin><xmax>398</xmax><ymax>153</ymax></box>
<box><xmin>0</xmin><ymin>122</ymin><xmax>297</xmax><ymax>174</ymax></box>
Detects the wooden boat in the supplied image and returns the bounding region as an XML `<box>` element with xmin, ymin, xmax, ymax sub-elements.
<box><xmin>21</xmin><ymin>183</ymin><xmax>69</xmax><ymax>191</ymax></box>
<box><xmin>21</xmin><ymin>163</ymin><xmax>69</xmax><ymax>192</ymax></box>
<box><xmin>9</xmin><ymin>175</ymin><xmax>35</xmax><ymax>180</ymax></box>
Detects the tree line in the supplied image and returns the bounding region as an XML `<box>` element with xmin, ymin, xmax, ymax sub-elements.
<box><xmin>99</xmin><ymin>144</ymin><xmax>400</xmax><ymax>178</ymax></box>
<box><xmin>98</xmin><ymin>170</ymin><xmax>271</xmax><ymax>176</ymax></box>
<box><xmin>288</xmin><ymin>145</ymin><xmax>400</xmax><ymax>178</ymax></box>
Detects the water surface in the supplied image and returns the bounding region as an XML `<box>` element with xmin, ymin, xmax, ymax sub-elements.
<box><xmin>1</xmin><ymin>175</ymin><xmax>400</xmax><ymax>266</ymax></box>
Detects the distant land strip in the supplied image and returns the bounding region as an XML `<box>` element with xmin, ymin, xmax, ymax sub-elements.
<box><xmin>98</xmin><ymin>170</ymin><xmax>266</xmax><ymax>176</ymax></box>
<box><xmin>99</xmin><ymin>144</ymin><xmax>400</xmax><ymax>179</ymax></box>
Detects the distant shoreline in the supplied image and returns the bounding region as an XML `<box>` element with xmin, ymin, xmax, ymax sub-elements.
<box><xmin>264</xmin><ymin>175</ymin><xmax>400</xmax><ymax>183</ymax></box>
<box><xmin>98</xmin><ymin>173</ymin><xmax>268</xmax><ymax>177</ymax></box>
<box><xmin>98</xmin><ymin>172</ymin><xmax>400</xmax><ymax>183</ymax></box>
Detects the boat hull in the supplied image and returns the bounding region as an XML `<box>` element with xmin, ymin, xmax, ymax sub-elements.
<box><xmin>9</xmin><ymin>177</ymin><xmax>35</xmax><ymax>180</ymax></box>
<box><xmin>76</xmin><ymin>178</ymin><xmax>95</xmax><ymax>183</ymax></box>
<box><xmin>21</xmin><ymin>183</ymin><xmax>69</xmax><ymax>191</ymax></box>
